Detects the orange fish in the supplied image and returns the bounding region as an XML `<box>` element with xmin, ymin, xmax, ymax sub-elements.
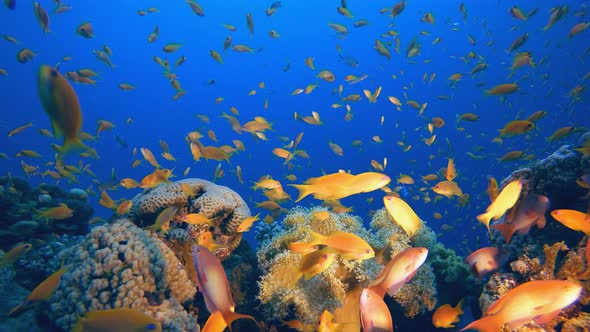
<box><xmin>291</xmin><ymin>230</ymin><xmax>374</xmax><ymax>260</ymax></box>
<box><xmin>432</xmin><ymin>298</ymin><xmax>464</xmax><ymax>328</ymax></box>
<box><xmin>297</xmin><ymin>247</ymin><xmax>337</xmax><ymax>280</ymax></box>
<box><xmin>461</xmin><ymin>280</ymin><xmax>582</xmax><ymax>332</ymax></box>
<box><xmin>0</xmin><ymin>243</ymin><xmax>32</xmax><ymax>267</ymax></box>
<box><xmin>34</xmin><ymin>203</ymin><xmax>73</xmax><ymax>221</ymax></box>
<box><xmin>550</xmin><ymin>209</ymin><xmax>590</xmax><ymax>235</ymax></box>
<box><xmin>9</xmin><ymin>267</ymin><xmax>67</xmax><ymax>316</ymax></box>
<box><xmin>432</xmin><ymin>180</ymin><xmax>463</xmax><ymax>198</ymax></box>
<box><xmin>290</xmin><ymin>172</ymin><xmax>390</xmax><ymax>202</ymax></box>
<box><xmin>73</xmin><ymin>308</ymin><xmax>162</xmax><ymax>332</ymax></box>
<box><xmin>485</xmin><ymin>83</ymin><xmax>519</xmax><ymax>95</ymax></box>
<box><xmin>498</xmin><ymin>120</ymin><xmax>535</xmax><ymax>138</ymax></box>
<box><xmin>116</xmin><ymin>200</ymin><xmax>132</xmax><ymax>215</ymax></box>
<box><xmin>38</xmin><ymin>65</ymin><xmax>94</xmax><ymax>156</ymax></box>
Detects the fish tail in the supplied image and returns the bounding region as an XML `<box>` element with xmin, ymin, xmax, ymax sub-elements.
<box><xmin>491</xmin><ymin>223</ymin><xmax>514</xmax><ymax>243</ymax></box>
<box><xmin>61</xmin><ymin>136</ymin><xmax>89</xmax><ymax>156</ymax></box>
<box><xmin>476</xmin><ymin>212</ymin><xmax>491</xmax><ymax>233</ymax></box>
<box><xmin>289</xmin><ymin>184</ymin><xmax>314</xmax><ymax>202</ymax></box>
<box><xmin>460</xmin><ymin>315</ymin><xmax>503</xmax><ymax>332</ymax></box>
<box><xmin>222</xmin><ymin>311</ymin><xmax>257</xmax><ymax>331</ymax></box>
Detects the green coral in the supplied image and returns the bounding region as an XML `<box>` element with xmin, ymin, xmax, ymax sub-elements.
<box><xmin>256</xmin><ymin>206</ymin><xmax>439</xmax><ymax>323</ymax></box>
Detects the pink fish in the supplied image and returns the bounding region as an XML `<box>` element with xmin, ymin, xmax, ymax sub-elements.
<box><xmin>465</xmin><ymin>247</ymin><xmax>508</xmax><ymax>279</ymax></box>
<box><xmin>360</xmin><ymin>288</ymin><xmax>393</xmax><ymax>332</ymax></box>
<box><xmin>492</xmin><ymin>194</ymin><xmax>549</xmax><ymax>243</ymax></box>
<box><xmin>192</xmin><ymin>245</ymin><xmax>256</xmax><ymax>329</ymax></box>
<box><xmin>370</xmin><ymin>247</ymin><xmax>428</xmax><ymax>297</ymax></box>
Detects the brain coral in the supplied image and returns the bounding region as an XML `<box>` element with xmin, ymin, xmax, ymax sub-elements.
<box><xmin>255</xmin><ymin>206</ymin><xmax>438</xmax><ymax>323</ymax></box>
<box><xmin>128</xmin><ymin>178</ymin><xmax>250</xmax><ymax>261</ymax></box>
<box><xmin>48</xmin><ymin>219</ymin><xmax>199</xmax><ymax>332</ymax></box>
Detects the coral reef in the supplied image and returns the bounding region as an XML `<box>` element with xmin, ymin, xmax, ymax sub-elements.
<box><xmin>493</xmin><ymin>145</ymin><xmax>586</xmax><ymax>250</ymax></box>
<box><xmin>472</xmin><ymin>146</ymin><xmax>590</xmax><ymax>331</ymax></box>
<box><xmin>255</xmin><ymin>206</ymin><xmax>439</xmax><ymax>324</ymax></box>
<box><xmin>0</xmin><ymin>259</ymin><xmax>41</xmax><ymax>332</ymax></box>
<box><xmin>129</xmin><ymin>178</ymin><xmax>250</xmax><ymax>261</ymax></box>
<box><xmin>48</xmin><ymin>219</ymin><xmax>199</xmax><ymax>332</ymax></box>
<box><xmin>0</xmin><ymin>176</ymin><xmax>93</xmax><ymax>250</ymax></box>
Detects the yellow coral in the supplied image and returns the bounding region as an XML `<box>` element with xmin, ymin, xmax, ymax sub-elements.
<box><xmin>256</xmin><ymin>206</ymin><xmax>438</xmax><ymax>323</ymax></box>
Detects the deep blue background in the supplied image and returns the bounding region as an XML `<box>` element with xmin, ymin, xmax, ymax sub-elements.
<box><xmin>0</xmin><ymin>0</ymin><xmax>588</xmax><ymax>253</ymax></box>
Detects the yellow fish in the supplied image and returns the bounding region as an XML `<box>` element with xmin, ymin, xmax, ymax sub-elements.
<box><xmin>476</xmin><ymin>180</ymin><xmax>522</xmax><ymax>232</ymax></box>
<box><xmin>73</xmin><ymin>308</ymin><xmax>162</xmax><ymax>332</ymax></box>
<box><xmin>383</xmin><ymin>196</ymin><xmax>422</xmax><ymax>236</ymax></box>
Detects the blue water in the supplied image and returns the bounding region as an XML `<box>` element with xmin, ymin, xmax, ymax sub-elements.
<box><xmin>0</xmin><ymin>0</ymin><xmax>588</xmax><ymax>255</ymax></box>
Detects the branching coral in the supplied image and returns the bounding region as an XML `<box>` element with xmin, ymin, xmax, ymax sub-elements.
<box><xmin>256</xmin><ymin>206</ymin><xmax>439</xmax><ymax>323</ymax></box>
<box><xmin>48</xmin><ymin>219</ymin><xmax>198</xmax><ymax>332</ymax></box>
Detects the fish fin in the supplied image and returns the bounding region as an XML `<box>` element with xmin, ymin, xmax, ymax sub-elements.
<box><xmin>289</xmin><ymin>184</ymin><xmax>313</xmax><ymax>203</ymax></box>
<box><xmin>454</xmin><ymin>297</ymin><xmax>465</xmax><ymax>314</ymax></box>
<box><xmin>307</xmin><ymin>230</ymin><xmax>326</xmax><ymax>245</ymax></box>
<box><xmin>368</xmin><ymin>285</ymin><xmax>386</xmax><ymax>298</ymax></box>
<box><xmin>61</xmin><ymin>137</ymin><xmax>91</xmax><ymax>156</ymax></box>
<box><xmin>386</xmin><ymin>280</ymin><xmax>404</xmax><ymax>296</ymax></box>
<box><xmin>476</xmin><ymin>212</ymin><xmax>492</xmax><ymax>234</ymax></box>
<box><xmin>222</xmin><ymin>311</ymin><xmax>257</xmax><ymax>331</ymax></box>
<box><xmin>537</xmin><ymin>216</ymin><xmax>547</xmax><ymax>229</ymax></box>
<box><xmin>491</xmin><ymin>222</ymin><xmax>514</xmax><ymax>244</ymax></box>
<box><xmin>459</xmin><ymin>315</ymin><xmax>503</xmax><ymax>332</ymax></box>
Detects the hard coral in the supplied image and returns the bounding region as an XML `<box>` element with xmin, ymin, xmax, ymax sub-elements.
<box><xmin>129</xmin><ymin>178</ymin><xmax>250</xmax><ymax>261</ymax></box>
<box><xmin>48</xmin><ymin>219</ymin><xmax>198</xmax><ymax>332</ymax></box>
<box><xmin>256</xmin><ymin>206</ymin><xmax>438</xmax><ymax>323</ymax></box>
<box><xmin>0</xmin><ymin>176</ymin><xmax>92</xmax><ymax>250</ymax></box>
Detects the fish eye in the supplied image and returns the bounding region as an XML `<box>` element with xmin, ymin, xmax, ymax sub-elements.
<box><xmin>50</xmin><ymin>69</ymin><xmax>58</xmax><ymax>77</ymax></box>
<box><xmin>146</xmin><ymin>323</ymin><xmax>157</xmax><ymax>330</ymax></box>
<box><xmin>365</xmin><ymin>249</ymin><xmax>370</xmax><ymax>253</ymax></box>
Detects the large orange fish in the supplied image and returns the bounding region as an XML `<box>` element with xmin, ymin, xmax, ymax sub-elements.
<box><xmin>38</xmin><ymin>65</ymin><xmax>93</xmax><ymax>156</ymax></box>
<box><xmin>360</xmin><ymin>287</ymin><xmax>393</xmax><ymax>332</ymax></box>
<box><xmin>290</xmin><ymin>172</ymin><xmax>390</xmax><ymax>202</ymax></box>
<box><xmin>461</xmin><ymin>280</ymin><xmax>582</xmax><ymax>332</ymax></box>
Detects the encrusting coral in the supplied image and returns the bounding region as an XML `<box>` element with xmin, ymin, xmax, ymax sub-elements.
<box><xmin>48</xmin><ymin>219</ymin><xmax>199</xmax><ymax>332</ymax></box>
<box><xmin>128</xmin><ymin>178</ymin><xmax>250</xmax><ymax>261</ymax></box>
<box><xmin>255</xmin><ymin>206</ymin><xmax>439</xmax><ymax>324</ymax></box>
